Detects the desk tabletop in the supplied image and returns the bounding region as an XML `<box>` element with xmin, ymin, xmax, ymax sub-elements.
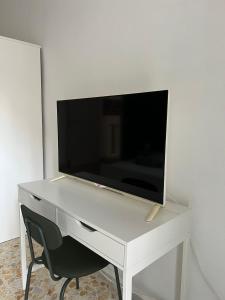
<box><xmin>19</xmin><ymin>177</ymin><xmax>189</xmax><ymax>245</ymax></box>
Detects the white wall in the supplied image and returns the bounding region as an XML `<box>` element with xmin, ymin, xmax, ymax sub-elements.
<box><xmin>0</xmin><ymin>0</ymin><xmax>225</xmax><ymax>299</ymax></box>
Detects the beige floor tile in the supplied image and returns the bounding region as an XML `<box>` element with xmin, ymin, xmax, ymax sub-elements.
<box><xmin>0</xmin><ymin>238</ymin><xmax>118</xmax><ymax>300</ymax></box>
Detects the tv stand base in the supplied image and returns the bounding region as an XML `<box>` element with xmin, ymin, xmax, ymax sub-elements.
<box><xmin>145</xmin><ymin>204</ymin><xmax>161</xmax><ymax>222</ymax></box>
<box><xmin>50</xmin><ymin>175</ymin><xmax>66</xmax><ymax>182</ymax></box>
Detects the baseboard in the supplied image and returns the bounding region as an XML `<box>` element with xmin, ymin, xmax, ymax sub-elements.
<box><xmin>100</xmin><ymin>265</ymin><xmax>157</xmax><ymax>300</ymax></box>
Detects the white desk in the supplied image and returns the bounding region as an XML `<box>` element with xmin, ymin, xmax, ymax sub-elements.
<box><xmin>18</xmin><ymin>177</ymin><xmax>190</xmax><ymax>300</ymax></box>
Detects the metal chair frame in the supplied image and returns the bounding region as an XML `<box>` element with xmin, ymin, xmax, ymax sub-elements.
<box><xmin>23</xmin><ymin>217</ymin><xmax>122</xmax><ymax>300</ymax></box>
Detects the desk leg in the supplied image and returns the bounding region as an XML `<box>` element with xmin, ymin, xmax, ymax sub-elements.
<box><xmin>19</xmin><ymin>204</ymin><xmax>27</xmax><ymax>290</ymax></box>
<box><xmin>123</xmin><ymin>271</ymin><xmax>132</xmax><ymax>300</ymax></box>
<box><xmin>180</xmin><ymin>238</ymin><xmax>190</xmax><ymax>300</ymax></box>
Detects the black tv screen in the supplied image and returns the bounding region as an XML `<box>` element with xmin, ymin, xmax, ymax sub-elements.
<box><xmin>57</xmin><ymin>90</ymin><xmax>168</xmax><ymax>205</ymax></box>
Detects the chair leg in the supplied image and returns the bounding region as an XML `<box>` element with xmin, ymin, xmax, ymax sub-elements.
<box><xmin>113</xmin><ymin>265</ymin><xmax>122</xmax><ymax>300</ymax></box>
<box><xmin>76</xmin><ymin>277</ymin><xmax>80</xmax><ymax>289</ymax></box>
<box><xmin>59</xmin><ymin>278</ymin><xmax>73</xmax><ymax>300</ymax></box>
<box><xmin>24</xmin><ymin>261</ymin><xmax>34</xmax><ymax>300</ymax></box>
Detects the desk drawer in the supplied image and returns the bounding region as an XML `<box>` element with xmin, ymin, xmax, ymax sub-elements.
<box><xmin>57</xmin><ymin>209</ymin><xmax>124</xmax><ymax>267</ymax></box>
<box><xmin>18</xmin><ymin>189</ymin><xmax>56</xmax><ymax>222</ymax></box>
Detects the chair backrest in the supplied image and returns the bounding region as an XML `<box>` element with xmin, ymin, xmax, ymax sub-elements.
<box><xmin>21</xmin><ymin>205</ymin><xmax>63</xmax><ymax>250</ymax></box>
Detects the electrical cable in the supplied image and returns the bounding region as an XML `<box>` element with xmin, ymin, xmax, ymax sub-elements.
<box><xmin>168</xmin><ymin>193</ymin><xmax>222</xmax><ymax>300</ymax></box>
<box><xmin>189</xmin><ymin>241</ymin><xmax>222</xmax><ymax>300</ymax></box>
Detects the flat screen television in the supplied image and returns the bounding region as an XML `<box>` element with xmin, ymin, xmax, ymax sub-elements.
<box><xmin>57</xmin><ymin>90</ymin><xmax>168</xmax><ymax>205</ymax></box>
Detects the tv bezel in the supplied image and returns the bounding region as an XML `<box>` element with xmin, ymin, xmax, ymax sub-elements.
<box><xmin>57</xmin><ymin>90</ymin><xmax>169</xmax><ymax>207</ymax></box>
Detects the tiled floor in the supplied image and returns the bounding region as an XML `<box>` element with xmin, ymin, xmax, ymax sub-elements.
<box><xmin>0</xmin><ymin>238</ymin><xmax>118</xmax><ymax>300</ymax></box>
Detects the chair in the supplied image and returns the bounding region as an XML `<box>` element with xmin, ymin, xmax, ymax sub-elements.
<box><xmin>21</xmin><ymin>205</ymin><xmax>122</xmax><ymax>300</ymax></box>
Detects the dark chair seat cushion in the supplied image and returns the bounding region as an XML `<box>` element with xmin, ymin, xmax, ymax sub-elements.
<box><xmin>41</xmin><ymin>236</ymin><xmax>109</xmax><ymax>278</ymax></box>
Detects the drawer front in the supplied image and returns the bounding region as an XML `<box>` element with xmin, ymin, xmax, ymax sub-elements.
<box><xmin>58</xmin><ymin>209</ymin><xmax>124</xmax><ymax>267</ymax></box>
<box><xmin>18</xmin><ymin>188</ymin><xmax>56</xmax><ymax>222</ymax></box>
